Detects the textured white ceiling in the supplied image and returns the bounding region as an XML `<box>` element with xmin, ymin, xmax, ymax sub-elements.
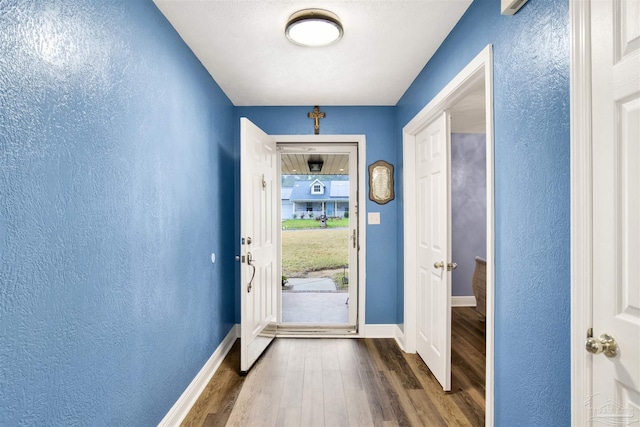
<box><xmin>152</xmin><ymin>0</ymin><xmax>473</xmax><ymax>106</ymax></box>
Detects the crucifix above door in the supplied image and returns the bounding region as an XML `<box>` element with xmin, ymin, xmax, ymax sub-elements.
<box><xmin>307</xmin><ymin>106</ymin><xmax>325</xmax><ymax>135</ymax></box>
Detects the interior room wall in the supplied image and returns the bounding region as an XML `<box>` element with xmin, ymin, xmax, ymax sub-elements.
<box><xmin>396</xmin><ymin>0</ymin><xmax>570</xmax><ymax>424</ymax></box>
<box><xmin>0</xmin><ymin>1</ymin><xmax>235</xmax><ymax>425</ymax></box>
<box><xmin>1</xmin><ymin>0</ymin><xmax>571</xmax><ymax>424</ymax></box>
<box><xmin>451</xmin><ymin>133</ymin><xmax>486</xmax><ymax>297</ymax></box>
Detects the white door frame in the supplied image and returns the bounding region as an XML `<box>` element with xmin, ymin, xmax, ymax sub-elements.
<box><xmin>569</xmin><ymin>1</ymin><xmax>593</xmax><ymax>425</ymax></box>
<box><xmin>402</xmin><ymin>45</ymin><xmax>495</xmax><ymax>425</ymax></box>
<box><xmin>277</xmin><ymin>143</ymin><xmax>359</xmax><ymax>327</ymax></box>
<box><xmin>272</xmin><ymin>134</ymin><xmax>367</xmax><ymax>335</ymax></box>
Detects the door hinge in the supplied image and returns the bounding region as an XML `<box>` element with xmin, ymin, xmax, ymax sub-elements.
<box><xmin>261</xmin><ymin>174</ymin><xmax>266</xmax><ymax>190</ymax></box>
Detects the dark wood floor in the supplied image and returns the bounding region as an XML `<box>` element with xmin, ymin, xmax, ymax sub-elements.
<box><xmin>182</xmin><ymin>307</ymin><xmax>485</xmax><ymax>427</ymax></box>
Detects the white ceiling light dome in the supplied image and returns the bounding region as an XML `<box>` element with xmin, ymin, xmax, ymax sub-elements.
<box><xmin>285</xmin><ymin>9</ymin><xmax>344</xmax><ymax>47</ymax></box>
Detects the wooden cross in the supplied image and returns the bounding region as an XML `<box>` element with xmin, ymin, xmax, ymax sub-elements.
<box><xmin>307</xmin><ymin>106</ymin><xmax>325</xmax><ymax>135</ymax></box>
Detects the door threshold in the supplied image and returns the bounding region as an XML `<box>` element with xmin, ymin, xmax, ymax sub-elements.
<box><xmin>277</xmin><ymin>323</ymin><xmax>358</xmax><ymax>337</ymax></box>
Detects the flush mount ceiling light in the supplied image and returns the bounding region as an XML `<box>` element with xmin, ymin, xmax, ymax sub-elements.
<box><xmin>285</xmin><ymin>9</ymin><xmax>343</xmax><ymax>47</ymax></box>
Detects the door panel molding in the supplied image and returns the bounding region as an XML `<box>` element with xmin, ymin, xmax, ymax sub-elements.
<box><xmin>402</xmin><ymin>44</ymin><xmax>494</xmax><ymax>425</ymax></box>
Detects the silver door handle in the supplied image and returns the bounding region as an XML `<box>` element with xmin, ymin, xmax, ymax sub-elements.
<box><xmin>447</xmin><ymin>262</ymin><xmax>457</xmax><ymax>271</ymax></box>
<box><xmin>246</xmin><ymin>252</ymin><xmax>256</xmax><ymax>293</ymax></box>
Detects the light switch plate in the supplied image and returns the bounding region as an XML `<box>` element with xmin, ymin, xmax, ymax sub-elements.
<box><xmin>368</xmin><ymin>212</ymin><xmax>380</xmax><ymax>225</ymax></box>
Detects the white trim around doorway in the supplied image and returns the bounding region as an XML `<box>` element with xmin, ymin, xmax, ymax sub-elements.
<box><xmin>272</xmin><ymin>134</ymin><xmax>367</xmax><ymax>336</ymax></box>
<box><xmin>402</xmin><ymin>45</ymin><xmax>495</xmax><ymax>426</ymax></box>
<box><xmin>569</xmin><ymin>1</ymin><xmax>592</xmax><ymax>425</ymax></box>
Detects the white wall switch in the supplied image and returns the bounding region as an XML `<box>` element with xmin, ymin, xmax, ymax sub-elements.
<box><xmin>368</xmin><ymin>212</ymin><xmax>381</xmax><ymax>225</ymax></box>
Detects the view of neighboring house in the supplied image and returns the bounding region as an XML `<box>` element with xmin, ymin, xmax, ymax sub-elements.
<box><xmin>282</xmin><ymin>179</ymin><xmax>349</xmax><ymax>219</ymax></box>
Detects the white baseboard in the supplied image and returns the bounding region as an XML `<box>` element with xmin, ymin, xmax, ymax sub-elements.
<box><xmin>362</xmin><ymin>324</ymin><xmax>406</xmax><ymax>351</ymax></box>
<box><xmin>362</xmin><ymin>324</ymin><xmax>396</xmax><ymax>338</ymax></box>
<box><xmin>394</xmin><ymin>325</ymin><xmax>406</xmax><ymax>351</ymax></box>
<box><xmin>452</xmin><ymin>296</ymin><xmax>477</xmax><ymax>307</ymax></box>
<box><xmin>158</xmin><ymin>325</ymin><xmax>239</xmax><ymax>427</ymax></box>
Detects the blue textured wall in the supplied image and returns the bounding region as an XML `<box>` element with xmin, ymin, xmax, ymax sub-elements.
<box><xmin>234</xmin><ymin>107</ymin><xmax>399</xmax><ymax>324</ymax></box>
<box><xmin>0</xmin><ymin>1</ymin><xmax>235</xmax><ymax>425</ymax></box>
<box><xmin>451</xmin><ymin>133</ymin><xmax>486</xmax><ymax>297</ymax></box>
<box><xmin>397</xmin><ymin>0</ymin><xmax>570</xmax><ymax>425</ymax></box>
<box><xmin>1</xmin><ymin>0</ymin><xmax>571</xmax><ymax>424</ymax></box>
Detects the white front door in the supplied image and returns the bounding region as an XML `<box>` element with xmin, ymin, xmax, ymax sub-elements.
<box><xmin>240</xmin><ymin>118</ymin><xmax>278</xmax><ymax>373</ymax></box>
<box><xmin>588</xmin><ymin>0</ymin><xmax>640</xmax><ymax>422</ymax></box>
<box><xmin>415</xmin><ymin>112</ymin><xmax>452</xmax><ymax>391</ymax></box>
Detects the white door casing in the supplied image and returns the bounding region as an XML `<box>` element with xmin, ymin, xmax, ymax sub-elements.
<box><xmin>415</xmin><ymin>112</ymin><xmax>452</xmax><ymax>391</ymax></box>
<box><xmin>240</xmin><ymin>118</ymin><xmax>278</xmax><ymax>373</ymax></box>
<box><xmin>571</xmin><ymin>0</ymin><xmax>640</xmax><ymax>425</ymax></box>
<box><xmin>403</xmin><ymin>45</ymin><xmax>494</xmax><ymax>425</ymax></box>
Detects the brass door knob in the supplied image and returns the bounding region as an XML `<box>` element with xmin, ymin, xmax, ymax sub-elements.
<box><xmin>434</xmin><ymin>261</ymin><xmax>445</xmax><ymax>269</ymax></box>
<box><xmin>447</xmin><ymin>262</ymin><xmax>457</xmax><ymax>271</ymax></box>
<box><xmin>585</xmin><ymin>333</ymin><xmax>618</xmax><ymax>358</ymax></box>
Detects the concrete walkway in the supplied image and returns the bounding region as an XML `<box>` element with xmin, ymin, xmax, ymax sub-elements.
<box><xmin>282</xmin><ymin>277</ymin><xmax>348</xmax><ymax>323</ymax></box>
<box><xmin>286</xmin><ymin>277</ymin><xmax>337</xmax><ymax>292</ymax></box>
<box><xmin>281</xmin><ymin>292</ymin><xmax>349</xmax><ymax>323</ymax></box>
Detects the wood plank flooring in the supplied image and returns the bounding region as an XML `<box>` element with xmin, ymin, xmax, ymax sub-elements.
<box><xmin>181</xmin><ymin>307</ymin><xmax>485</xmax><ymax>427</ymax></box>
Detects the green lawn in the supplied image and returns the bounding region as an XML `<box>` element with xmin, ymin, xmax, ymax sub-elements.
<box><xmin>282</xmin><ymin>218</ymin><xmax>349</xmax><ymax>230</ymax></box>
<box><xmin>281</xmin><ymin>228</ymin><xmax>348</xmax><ymax>277</ymax></box>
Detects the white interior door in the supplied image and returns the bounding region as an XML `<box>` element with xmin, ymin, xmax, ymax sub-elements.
<box><xmin>415</xmin><ymin>112</ymin><xmax>452</xmax><ymax>391</ymax></box>
<box><xmin>240</xmin><ymin>118</ymin><xmax>278</xmax><ymax>373</ymax></box>
<box><xmin>588</xmin><ymin>0</ymin><xmax>640</xmax><ymax>423</ymax></box>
